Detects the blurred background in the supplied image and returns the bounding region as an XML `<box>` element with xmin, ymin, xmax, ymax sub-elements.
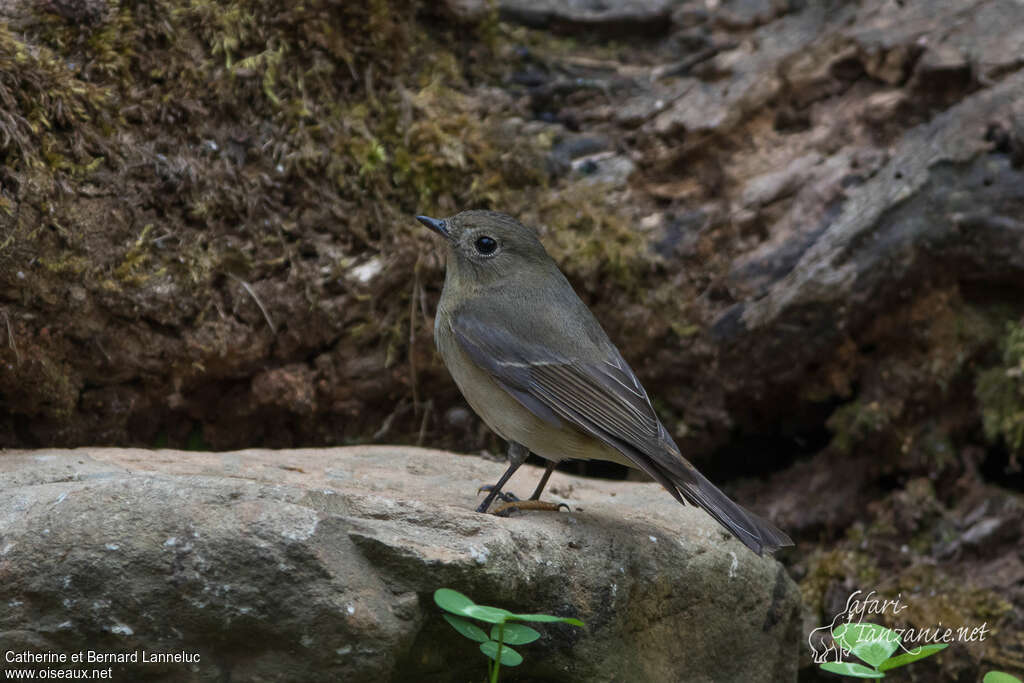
<box><xmin>0</xmin><ymin>0</ymin><xmax>1022</xmax><ymax>679</ymax></box>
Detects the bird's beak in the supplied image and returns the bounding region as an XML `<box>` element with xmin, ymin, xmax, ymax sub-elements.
<box><xmin>416</xmin><ymin>215</ymin><xmax>450</xmax><ymax>239</ymax></box>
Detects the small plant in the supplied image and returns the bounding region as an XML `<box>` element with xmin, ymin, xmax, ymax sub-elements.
<box><xmin>433</xmin><ymin>588</ymin><xmax>584</xmax><ymax>683</ymax></box>
<box><xmin>983</xmin><ymin>673</ymin><xmax>1023</xmax><ymax>683</ymax></box>
<box><xmin>820</xmin><ymin>622</ymin><xmax>948</xmax><ymax>678</ymax></box>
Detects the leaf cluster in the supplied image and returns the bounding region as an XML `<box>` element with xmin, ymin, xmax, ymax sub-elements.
<box><xmin>820</xmin><ymin>622</ymin><xmax>947</xmax><ymax>678</ymax></box>
<box><xmin>434</xmin><ymin>588</ymin><xmax>584</xmax><ymax>682</ymax></box>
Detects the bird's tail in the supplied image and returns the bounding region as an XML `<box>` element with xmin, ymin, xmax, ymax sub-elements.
<box><xmin>674</xmin><ymin>468</ymin><xmax>793</xmax><ymax>556</ymax></box>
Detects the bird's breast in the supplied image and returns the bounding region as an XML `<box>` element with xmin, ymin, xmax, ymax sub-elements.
<box><xmin>433</xmin><ymin>310</ymin><xmax>633</xmax><ymax>467</ymax></box>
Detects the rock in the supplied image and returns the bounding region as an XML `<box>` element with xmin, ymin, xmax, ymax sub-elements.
<box><xmin>738</xmin><ymin>153</ymin><xmax>822</xmax><ymax>209</ymax></box>
<box><xmin>498</xmin><ymin>0</ymin><xmax>673</xmax><ymax>36</ymax></box>
<box><xmin>726</xmin><ymin>149</ymin><xmax>879</xmax><ymax>298</ymax></box>
<box><xmin>948</xmin><ymin>0</ymin><xmax>1024</xmax><ymax>80</ymax></box>
<box><xmin>573</xmin><ymin>153</ymin><xmax>636</xmax><ymax>187</ymax></box>
<box><xmin>716</xmin><ymin>68</ymin><xmax>1024</xmax><ymax>382</ymax></box>
<box><xmin>860</xmin><ymin>89</ymin><xmax>912</xmax><ymax>126</ymax></box>
<box><xmin>961</xmin><ymin>517</ymin><xmax>1006</xmax><ymax>547</ymax></box>
<box><xmin>645</xmin><ymin>5</ymin><xmax>845</xmax><ymax>145</ymax></box>
<box><xmin>547</xmin><ymin>134</ymin><xmax>612</xmax><ymax>176</ymax></box>
<box><xmin>438</xmin><ymin>0</ymin><xmax>492</xmax><ymax>24</ymax></box>
<box><xmin>650</xmin><ymin>78</ymin><xmax>734</xmax><ymax>137</ymax></box>
<box><xmin>709</xmin><ymin>0</ymin><xmax>793</xmax><ymax>30</ymax></box>
<box><xmin>549</xmin><ymin>134</ymin><xmax>612</xmax><ymax>165</ymax></box>
<box><xmin>615</xmin><ymin>82</ymin><xmax>689</xmax><ymax>129</ymax></box>
<box><xmin>947</xmin><ymin>492</ymin><xmax>1024</xmax><ymax>553</ymax></box>
<box><xmin>0</xmin><ymin>447</ymin><xmax>802</xmax><ymax>682</ymax></box>
<box><xmin>843</xmin><ymin>0</ymin><xmax>1024</xmax><ymax>82</ymax></box>
<box><xmin>910</xmin><ymin>43</ymin><xmax>971</xmax><ymax>95</ymax></box>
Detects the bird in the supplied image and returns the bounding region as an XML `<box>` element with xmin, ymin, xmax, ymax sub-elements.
<box><xmin>416</xmin><ymin>210</ymin><xmax>792</xmax><ymax>556</ymax></box>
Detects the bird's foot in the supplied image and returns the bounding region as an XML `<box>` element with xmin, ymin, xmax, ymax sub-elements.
<box><xmin>492</xmin><ymin>499</ymin><xmax>570</xmax><ymax>517</ymax></box>
<box><xmin>476</xmin><ymin>485</ymin><xmax>520</xmax><ymax>513</ymax></box>
<box><xmin>476</xmin><ymin>485</ymin><xmax>569</xmax><ymax>516</ymax></box>
<box><xmin>477</xmin><ymin>484</ymin><xmax>519</xmax><ymax>500</ymax></box>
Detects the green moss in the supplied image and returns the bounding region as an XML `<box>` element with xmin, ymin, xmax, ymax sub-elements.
<box><xmin>19</xmin><ymin>355</ymin><xmax>81</xmax><ymax>420</ymax></box>
<box><xmin>827</xmin><ymin>399</ymin><xmax>898</xmax><ymax>455</ymax></box>
<box><xmin>113</xmin><ymin>225</ymin><xmax>156</xmax><ymax>286</ymax></box>
<box><xmin>669</xmin><ymin>322</ymin><xmax>701</xmax><ymax>338</ymax></box>
<box><xmin>975</xmin><ymin>321</ymin><xmax>1024</xmax><ymax>459</ymax></box>
<box><xmin>0</xmin><ymin>23</ymin><xmax>115</xmax><ymax>174</ymax></box>
<box><xmin>3</xmin><ymin>0</ymin><xmax>537</xmax><ymax>347</ymax></box>
<box><xmin>895</xmin><ymin>565</ymin><xmax>1012</xmax><ymax>625</ymax></box>
<box><xmin>37</xmin><ymin>255</ymin><xmax>92</xmax><ymax>276</ymax></box>
<box><xmin>531</xmin><ymin>187</ymin><xmax>647</xmax><ymax>292</ymax></box>
<box><xmin>799</xmin><ymin>549</ymin><xmax>881</xmax><ymax>615</ymax></box>
<box><xmin>1</xmin><ymin>0</ymin><xmax>658</xmax><ymax>450</ymax></box>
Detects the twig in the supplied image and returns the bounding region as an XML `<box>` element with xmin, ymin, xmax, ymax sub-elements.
<box><xmin>94</xmin><ymin>338</ymin><xmax>112</xmax><ymax>363</ymax></box>
<box><xmin>150</xmin><ymin>232</ymin><xmax>177</xmax><ymax>247</ymax></box>
<box><xmin>373</xmin><ymin>398</ymin><xmax>409</xmax><ymax>441</ymax></box>
<box><xmin>4</xmin><ymin>312</ymin><xmax>19</xmax><ymax>364</ymax></box>
<box><xmin>229</xmin><ymin>274</ymin><xmax>276</xmax><ymax>334</ymax></box>
<box><xmin>418</xmin><ymin>273</ymin><xmax>431</xmax><ymax>321</ymax></box>
<box><xmin>417</xmin><ymin>399</ymin><xmax>432</xmax><ymax>447</ymax></box>
<box><xmin>409</xmin><ymin>255</ymin><xmax>422</xmax><ymax>414</ymax></box>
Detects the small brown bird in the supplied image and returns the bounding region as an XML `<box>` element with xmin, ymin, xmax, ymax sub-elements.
<box><xmin>418</xmin><ymin>210</ymin><xmax>792</xmax><ymax>555</ymax></box>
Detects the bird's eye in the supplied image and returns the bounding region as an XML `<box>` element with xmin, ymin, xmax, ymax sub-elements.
<box><xmin>474</xmin><ymin>235</ymin><xmax>498</xmax><ymax>255</ymax></box>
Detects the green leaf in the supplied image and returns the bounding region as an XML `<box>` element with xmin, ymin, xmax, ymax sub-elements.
<box><xmin>877</xmin><ymin>644</ymin><xmax>948</xmax><ymax>671</ymax></box>
<box><xmin>510</xmin><ymin>612</ymin><xmax>585</xmax><ymax>627</ymax></box>
<box><xmin>433</xmin><ymin>589</ymin><xmax>513</xmax><ymax>623</ymax></box>
<box><xmin>983</xmin><ymin>673</ymin><xmax>1024</xmax><ymax>683</ymax></box>
<box><xmin>443</xmin><ymin>614</ymin><xmax>488</xmax><ymax>643</ymax></box>
<box><xmin>464</xmin><ymin>604</ymin><xmax>514</xmax><ymax>624</ymax></box>
<box><xmin>434</xmin><ymin>588</ymin><xmax>476</xmax><ymax>616</ymax></box>
<box><xmin>819</xmin><ymin>662</ymin><xmax>885</xmax><ymax>678</ymax></box>
<box><xmin>480</xmin><ymin>641</ymin><xmax>523</xmax><ymax>666</ymax></box>
<box><xmin>493</xmin><ymin>623</ymin><xmax>540</xmax><ymax>645</ymax></box>
<box><xmin>833</xmin><ymin>623</ymin><xmax>900</xmax><ymax>667</ymax></box>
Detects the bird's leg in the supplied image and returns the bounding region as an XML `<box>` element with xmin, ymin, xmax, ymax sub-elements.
<box><xmin>493</xmin><ymin>460</ymin><xmax>568</xmax><ymax>516</ymax></box>
<box><xmin>478</xmin><ymin>457</ymin><xmax>554</xmax><ymax>504</ymax></box>
<box><xmin>476</xmin><ymin>442</ymin><xmax>529</xmax><ymax>513</ymax></box>
<box><xmin>529</xmin><ymin>460</ymin><xmax>557</xmax><ymax>500</ymax></box>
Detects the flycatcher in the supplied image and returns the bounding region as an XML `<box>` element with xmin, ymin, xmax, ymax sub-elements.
<box><xmin>417</xmin><ymin>210</ymin><xmax>792</xmax><ymax>555</ymax></box>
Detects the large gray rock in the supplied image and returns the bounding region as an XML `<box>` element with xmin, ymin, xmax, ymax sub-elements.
<box><xmin>0</xmin><ymin>447</ymin><xmax>801</xmax><ymax>682</ymax></box>
<box><xmin>715</xmin><ymin>68</ymin><xmax>1024</xmax><ymax>384</ymax></box>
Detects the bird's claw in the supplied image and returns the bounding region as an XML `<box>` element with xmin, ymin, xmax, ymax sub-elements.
<box><xmin>477</xmin><ymin>485</ymin><xmax>520</xmax><ymax>504</ymax></box>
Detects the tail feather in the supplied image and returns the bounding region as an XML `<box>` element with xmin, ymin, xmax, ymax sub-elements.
<box><xmin>591</xmin><ymin>436</ymin><xmax>792</xmax><ymax>556</ymax></box>
<box><xmin>676</xmin><ymin>469</ymin><xmax>793</xmax><ymax>556</ymax></box>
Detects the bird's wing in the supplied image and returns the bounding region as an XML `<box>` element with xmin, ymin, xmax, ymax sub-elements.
<box><xmin>450</xmin><ymin>309</ymin><xmax>683</xmax><ymax>474</ymax></box>
<box><xmin>450</xmin><ymin>307</ymin><xmax>792</xmax><ymax>555</ymax></box>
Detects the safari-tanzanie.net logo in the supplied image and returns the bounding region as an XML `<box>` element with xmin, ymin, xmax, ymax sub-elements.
<box><xmin>809</xmin><ymin>589</ymin><xmax>991</xmax><ymax>678</ymax></box>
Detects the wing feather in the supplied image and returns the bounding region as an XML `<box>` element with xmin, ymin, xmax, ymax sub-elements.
<box><xmin>451</xmin><ymin>311</ymin><xmax>680</xmax><ymax>472</ymax></box>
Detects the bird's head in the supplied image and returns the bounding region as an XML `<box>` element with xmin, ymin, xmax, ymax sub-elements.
<box><xmin>416</xmin><ymin>210</ymin><xmax>553</xmax><ymax>288</ymax></box>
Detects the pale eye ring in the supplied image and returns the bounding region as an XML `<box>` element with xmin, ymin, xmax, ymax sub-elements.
<box><xmin>474</xmin><ymin>235</ymin><xmax>498</xmax><ymax>255</ymax></box>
